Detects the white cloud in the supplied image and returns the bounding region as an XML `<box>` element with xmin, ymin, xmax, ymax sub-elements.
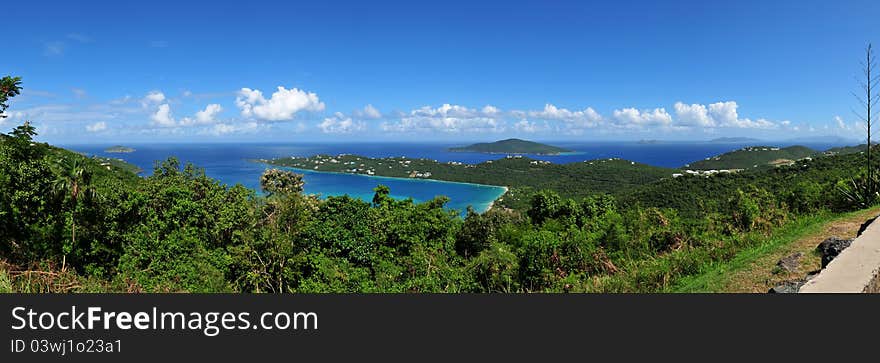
<box><xmin>355</xmin><ymin>104</ymin><xmax>382</xmax><ymax>119</ymax></box>
<box><xmin>674</xmin><ymin>102</ymin><xmax>713</xmax><ymax>127</ymax></box>
<box><xmin>672</xmin><ymin>101</ymin><xmax>777</xmax><ymax>129</ymax></box>
<box><xmin>0</xmin><ymin>104</ymin><xmax>125</xmax><ymax>123</ymax></box>
<box><xmin>380</xmin><ymin>104</ymin><xmax>504</xmax><ymax>133</ymax></box>
<box><xmin>707</xmin><ymin>101</ymin><xmax>739</xmax><ymax>126</ymax></box>
<box><xmin>202</xmin><ymin>122</ymin><xmax>261</xmax><ymax>136</ymax></box>
<box><xmin>835</xmin><ymin>116</ymin><xmax>848</xmax><ymax>129</ymax></box>
<box><xmin>513</xmin><ymin>119</ymin><xmax>545</xmax><ymax>133</ymax></box>
<box><xmin>85</xmin><ymin>121</ymin><xmax>107</xmax><ymax>132</ymax></box>
<box><xmin>613</xmin><ymin>107</ymin><xmax>672</xmax><ymax>126</ymax></box>
<box><xmin>318</xmin><ymin>112</ymin><xmax>367</xmax><ymax>134</ymax></box>
<box><xmin>151</xmin><ymin>104</ymin><xmax>176</xmax><ymax>127</ymax></box>
<box><xmin>194</xmin><ymin>104</ymin><xmax>223</xmax><ymax>124</ymax></box>
<box><xmin>142</xmin><ymin>91</ymin><xmax>166</xmax><ymax>106</ymax></box>
<box><xmin>528</xmin><ymin>104</ymin><xmax>602</xmax><ymax>127</ymax></box>
<box><xmin>235</xmin><ymin>86</ymin><xmax>325</xmax><ymax>121</ymax></box>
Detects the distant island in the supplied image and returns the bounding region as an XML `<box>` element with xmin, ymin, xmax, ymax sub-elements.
<box><xmin>448</xmin><ymin>138</ymin><xmax>572</xmax><ymax>155</ymax></box>
<box><xmin>104</xmin><ymin>145</ymin><xmax>135</xmax><ymax>153</ymax></box>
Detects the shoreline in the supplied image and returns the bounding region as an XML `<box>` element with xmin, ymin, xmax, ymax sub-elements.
<box><xmin>484</xmin><ymin>186</ymin><xmax>509</xmax><ymax>212</ymax></box>
<box><xmin>255</xmin><ymin>161</ymin><xmax>509</xmax><ymax>213</ymax></box>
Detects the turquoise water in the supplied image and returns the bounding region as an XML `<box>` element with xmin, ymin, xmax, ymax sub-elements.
<box><xmin>66</xmin><ymin>143</ymin><xmax>509</xmax><ymax>215</ymax></box>
<box><xmin>277</xmin><ymin>166</ymin><xmax>507</xmax><ymax>213</ymax></box>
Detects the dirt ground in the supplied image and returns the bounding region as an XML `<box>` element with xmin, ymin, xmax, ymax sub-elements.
<box><xmin>722</xmin><ymin>209</ymin><xmax>880</xmax><ymax>293</ymax></box>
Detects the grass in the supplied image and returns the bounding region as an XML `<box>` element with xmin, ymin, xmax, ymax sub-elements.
<box><xmin>0</xmin><ymin>269</ymin><xmax>11</xmax><ymax>293</ymax></box>
<box><xmin>672</xmin><ymin>206</ymin><xmax>880</xmax><ymax>292</ymax></box>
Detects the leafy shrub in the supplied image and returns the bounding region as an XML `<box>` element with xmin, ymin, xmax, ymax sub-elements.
<box><xmin>836</xmin><ymin>171</ymin><xmax>880</xmax><ymax>210</ymax></box>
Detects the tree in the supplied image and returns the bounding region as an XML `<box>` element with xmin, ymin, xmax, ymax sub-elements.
<box><xmin>52</xmin><ymin>157</ymin><xmax>96</xmax><ymax>270</ymax></box>
<box><xmin>839</xmin><ymin>44</ymin><xmax>880</xmax><ymax>209</ymax></box>
<box><xmin>527</xmin><ymin>190</ymin><xmax>562</xmax><ymax>225</ymax></box>
<box><xmin>259</xmin><ymin>168</ymin><xmax>304</xmax><ymax>196</ymax></box>
<box><xmin>0</xmin><ymin>76</ymin><xmax>22</xmax><ymax>117</ymax></box>
<box><xmin>854</xmin><ymin>44</ymin><xmax>880</xmax><ymax>189</ymax></box>
<box><xmin>371</xmin><ymin>184</ymin><xmax>391</xmax><ymax>207</ymax></box>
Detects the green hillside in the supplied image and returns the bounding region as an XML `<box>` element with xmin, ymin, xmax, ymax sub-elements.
<box><xmin>685</xmin><ymin>145</ymin><xmax>816</xmax><ymax>170</ymax></box>
<box><xmin>823</xmin><ymin>144</ymin><xmax>867</xmax><ymax>156</ymax></box>
<box><xmin>449</xmin><ymin>138</ymin><xmax>572</xmax><ymax>155</ymax></box>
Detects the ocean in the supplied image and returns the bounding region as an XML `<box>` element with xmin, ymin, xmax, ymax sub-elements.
<box><xmin>63</xmin><ymin>141</ymin><xmax>849</xmax><ymax>215</ymax></box>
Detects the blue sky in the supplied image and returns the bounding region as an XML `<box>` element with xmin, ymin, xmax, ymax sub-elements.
<box><xmin>2</xmin><ymin>0</ymin><xmax>880</xmax><ymax>143</ymax></box>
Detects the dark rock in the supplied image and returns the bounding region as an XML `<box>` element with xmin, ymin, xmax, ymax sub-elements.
<box><xmin>857</xmin><ymin>216</ymin><xmax>878</xmax><ymax>236</ymax></box>
<box><xmin>816</xmin><ymin>237</ymin><xmax>854</xmax><ymax>268</ymax></box>
<box><xmin>768</xmin><ymin>280</ymin><xmax>804</xmax><ymax>293</ymax></box>
<box><xmin>775</xmin><ymin>252</ymin><xmax>803</xmax><ymax>273</ymax></box>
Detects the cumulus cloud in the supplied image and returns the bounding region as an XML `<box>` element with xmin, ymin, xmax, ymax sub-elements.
<box><xmin>151</xmin><ymin>104</ymin><xmax>175</xmax><ymax>127</ymax></box>
<box><xmin>85</xmin><ymin>121</ymin><xmax>107</xmax><ymax>132</ymax></box>
<box><xmin>513</xmin><ymin>119</ymin><xmax>545</xmax><ymax>133</ymax></box>
<box><xmin>142</xmin><ymin>91</ymin><xmax>166</xmax><ymax>106</ymax></box>
<box><xmin>380</xmin><ymin>104</ymin><xmax>503</xmax><ymax>133</ymax></box>
<box><xmin>528</xmin><ymin>104</ymin><xmax>602</xmax><ymax>128</ymax></box>
<box><xmin>612</xmin><ymin>107</ymin><xmax>672</xmax><ymax>126</ymax></box>
<box><xmin>318</xmin><ymin>112</ymin><xmax>367</xmax><ymax>134</ymax></box>
<box><xmin>707</xmin><ymin>101</ymin><xmax>738</xmax><ymax>125</ymax></box>
<box><xmin>674</xmin><ymin>102</ymin><xmax>713</xmax><ymax>127</ymax></box>
<box><xmin>672</xmin><ymin>101</ymin><xmax>777</xmax><ymax>129</ymax></box>
<box><xmin>235</xmin><ymin>87</ymin><xmax>325</xmax><ymax>121</ymax></box>
<box><xmin>355</xmin><ymin>104</ymin><xmax>382</xmax><ymax>119</ymax></box>
<box><xmin>196</xmin><ymin>104</ymin><xmax>223</xmax><ymax>123</ymax></box>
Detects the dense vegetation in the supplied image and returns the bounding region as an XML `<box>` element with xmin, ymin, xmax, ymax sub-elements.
<box><xmin>2</xmin><ymin>76</ymin><xmax>878</xmax><ymax>293</ymax></box>
<box><xmin>262</xmin><ymin>154</ymin><xmax>675</xmax><ymax>210</ymax></box>
<box><xmin>448</xmin><ymin>138</ymin><xmax>571</xmax><ymax>154</ymax></box>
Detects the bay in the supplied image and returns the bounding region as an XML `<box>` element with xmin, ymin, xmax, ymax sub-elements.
<box><xmin>63</xmin><ymin>140</ymin><xmax>849</xmax><ymax>215</ymax></box>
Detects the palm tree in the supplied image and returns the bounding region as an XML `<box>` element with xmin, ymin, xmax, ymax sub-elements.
<box><xmin>52</xmin><ymin>157</ymin><xmax>96</xmax><ymax>270</ymax></box>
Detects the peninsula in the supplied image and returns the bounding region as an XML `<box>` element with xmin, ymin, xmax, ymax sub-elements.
<box><xmin>448</xmin><ymin>138</ymin><xmax>572</xmax><ymax>155</ymax></box>
<box><xmin>684</xmin><ymin>145</ymin><xmax>816</xmax><ymax>170</ymax></box>
<box><xmin>258</xmin><ymin>153</ymin><xmax>675</xmax><ymax>210</ymax></box>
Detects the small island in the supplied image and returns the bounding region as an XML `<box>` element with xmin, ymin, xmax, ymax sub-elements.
<box><xmin>448</xmin><ymin>138</ymin><xmax>572</xmax><ymax>155</ymax></box>
<box><xmin>104</xmin><ymin>145</ymin><xmax>135</xmax><ymax>153</ymax></box>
